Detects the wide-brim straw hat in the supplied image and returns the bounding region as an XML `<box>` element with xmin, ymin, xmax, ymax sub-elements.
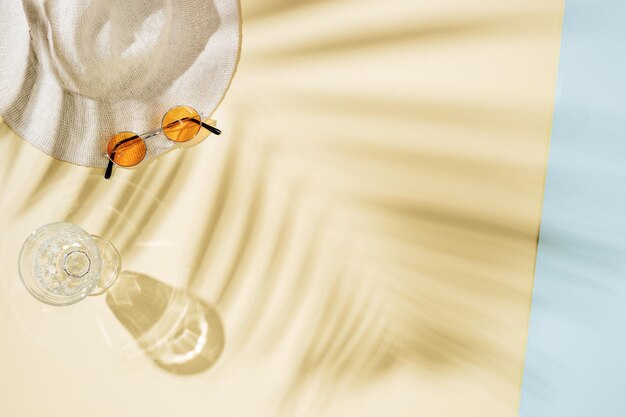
<box><xmin>0</xmin><ymin>0</ymin><xmax>241</xmax><ymax>168</ymax></box>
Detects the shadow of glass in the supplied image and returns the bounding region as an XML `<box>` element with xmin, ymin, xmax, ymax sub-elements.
<box><xmin>105</xmin><ymin>271</ymin><xmax>225</xmax><ymax>375</ymax></box>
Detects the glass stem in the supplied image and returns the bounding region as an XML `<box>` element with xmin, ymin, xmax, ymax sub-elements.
<box><xmin>89</xmin><ymin>235</ymin><xmax>122</xmax><ymax>296</ymax></box>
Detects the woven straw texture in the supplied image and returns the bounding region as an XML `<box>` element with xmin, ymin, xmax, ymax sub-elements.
<box><xmin>0</xmin><ymin>0</ymin><xmax>240</xmax><ymax>167</ymax></box>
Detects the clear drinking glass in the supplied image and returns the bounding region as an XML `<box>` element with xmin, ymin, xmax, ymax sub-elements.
<box><xmin>16</xmin><ymin>221</ymin><xmax>224</xmax><ymax>374</ymax></box>
<box><xmin>18</xmin><ymin>222</ymin><xmax>121</xmax><ymax>306</ymax></box>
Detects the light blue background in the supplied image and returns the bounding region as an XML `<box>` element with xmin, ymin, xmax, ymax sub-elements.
<box><xmin>519</xmin><ymin>1</ymin><xmax>626</xmax><ymax>416</ymax></box>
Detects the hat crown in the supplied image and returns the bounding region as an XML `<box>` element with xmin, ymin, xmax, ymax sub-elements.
<box><xmin>24</xmin><ymin>0</ymin><xmax>218</xmax><ymax>100</ymax></box>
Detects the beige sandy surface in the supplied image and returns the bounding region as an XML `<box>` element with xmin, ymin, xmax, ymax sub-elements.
<box><xmin>0</xmin><ymin>1</ymin><xmax>563</xmax><ymax>416</ymax></box>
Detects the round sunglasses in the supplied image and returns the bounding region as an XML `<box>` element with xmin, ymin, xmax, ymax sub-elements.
<box><xmin>104</xmin><ymin>105</ymin><xmax>221</xmax><ymax>179</ymax></box>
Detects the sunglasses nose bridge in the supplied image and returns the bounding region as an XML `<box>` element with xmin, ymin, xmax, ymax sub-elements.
<box><xmin>142</xmin><ymin>130</ymin><xmax>161</xmax><ymax>140</ymax></box>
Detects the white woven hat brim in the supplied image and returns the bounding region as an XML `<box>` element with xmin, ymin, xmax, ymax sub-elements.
<box><xmin>0</xmin><ymin>0</ymin><xmax>240</xmax><ymax>168</ymax></box>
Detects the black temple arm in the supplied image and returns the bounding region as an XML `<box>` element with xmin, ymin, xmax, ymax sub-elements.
<box><xmin>164</xmin><ymin>117</ymin><xmax>222</xmax><ymax>135</ymax></box>
<box><xmin>104</xmin><ymin>160</ymin><xmax>114</xmax><ymax>179</ymax></box>
<box><xmin>200</xmin><ymin>121</ymin><xmax>221</xmax><ymax>135</ymax></box>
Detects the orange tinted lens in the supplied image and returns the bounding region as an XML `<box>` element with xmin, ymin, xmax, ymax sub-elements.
<box><xmin>106</xmin><ymin>132</ymin><xmax>146</xmax><ymax>167</ymax></box>
<box><xmin>161</xmin><ymin>105</ymin><xmax>201</xmax><ymax>142</ymax></box>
